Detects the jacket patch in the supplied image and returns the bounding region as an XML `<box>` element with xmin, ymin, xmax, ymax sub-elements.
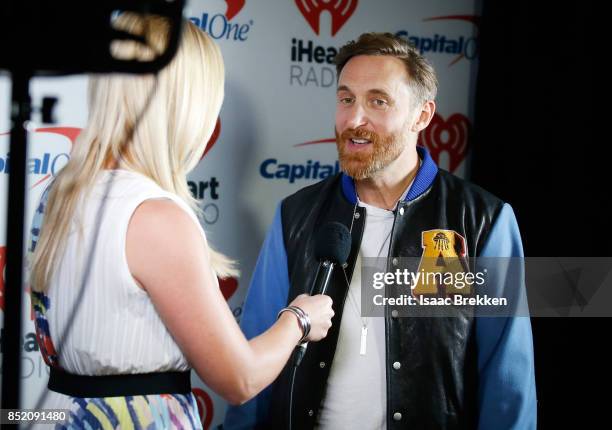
<box><xmin>413</xmin><ymin>229</ymin><xmax>472</xmax><ymax>296</ymax></box>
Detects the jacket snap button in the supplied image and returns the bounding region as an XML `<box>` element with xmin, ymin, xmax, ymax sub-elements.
<box><xmin>319</xmin><ymin>361</ymin><xmax>326</xmax><ymax>368</ymax></box>
<box><xmin>391</xmin><ymin>310</ymin><xmax>399</xmax><ymax>318</ymax></box>
<box><xmin>308</xmin><ymin>410</ymin><xmax>314</xmax><ymax>417</ymax></box>
<box><xmin>393</xmin><ymin>361</ymin><xmax>401</xmax><ymax>370</ymax></box>
<box><xmin>354</xmin><ymin>212</ymin><xmax>361</xmax><ymax>219</ymax></box>
<box><xmin>399</xmin><ymin>207</ymin><xmax>405</xmax><ymax>216</ymax></box>
<box><xmin>392</xmin><ymin>258</ymin><xmax>399</xmax><ymax>266</ymax></box>
<box><xmin>393</xmin><ymin>412</ymin><xmax>402</xmax><ymax>421</ymax></box>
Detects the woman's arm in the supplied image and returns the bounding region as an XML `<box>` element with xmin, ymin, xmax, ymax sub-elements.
<box><xmin>126</xmin><ymin>199</ymin><xmax>333</xmax><ymax>405</ymax></box>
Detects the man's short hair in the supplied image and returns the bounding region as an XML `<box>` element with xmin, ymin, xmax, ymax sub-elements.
<box><xmin>335</xmin><ymin>32</ymin><xmax>438</xmax><ymax>104</ymax></box>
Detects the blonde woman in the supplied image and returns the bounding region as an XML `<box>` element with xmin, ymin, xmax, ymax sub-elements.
<box><xmin>29</xmin><ymin>14</ymin><xmax>333</xmax><ymax>429</ymax></box>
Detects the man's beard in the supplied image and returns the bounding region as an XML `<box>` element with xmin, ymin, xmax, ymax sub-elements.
<box><xmin>336</xmin><ymin>128</ymin><xmax>405</xmax><ymax>180</ymax></box>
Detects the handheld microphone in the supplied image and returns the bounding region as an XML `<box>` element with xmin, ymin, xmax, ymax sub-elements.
<box><xmin>287</xmin><ymin>222</ymin><xmax>351</xmax><ymax>430</ymax></box>
<box><xmin>310</xmin><ymin>222</ymin><xmax>352</xmax><ymax>295</ymax></box>
<box><xmin>294</xmin><ymin>222</ymin><xmax>351</xmax><ymax>367</ymax></box>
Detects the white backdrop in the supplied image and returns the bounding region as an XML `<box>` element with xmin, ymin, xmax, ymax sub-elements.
<box><xmin>0</xmin><ymin>1</ymin><xmax>480</xmax><ymax>427</ymax></box>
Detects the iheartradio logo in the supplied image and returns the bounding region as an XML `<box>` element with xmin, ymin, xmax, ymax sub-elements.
<box><xmin>295</xmin><ymin>0</ymin><xmax>358</xmax><ymax>36</ymax></box>
<box><xmin>192</xmin><ymin>387</ymin><xmax>214</xmax><ymax>429</ymax></box>
<box><xmin>418</xmin><ymin>113</ymin><xmax>470</xmax><ymax>173</ymax></box>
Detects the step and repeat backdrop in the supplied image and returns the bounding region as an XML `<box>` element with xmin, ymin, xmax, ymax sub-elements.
<box><xmin>0</xmin><ymin>1</ymin><xmax>479</xmax><ymax>427</ymax></box>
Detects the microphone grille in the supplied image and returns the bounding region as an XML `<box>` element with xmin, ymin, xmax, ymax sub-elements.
<box><xmin>314</xmin><ymin>222</ymin><xmax>352</xmax><ymax>265</ymax></box>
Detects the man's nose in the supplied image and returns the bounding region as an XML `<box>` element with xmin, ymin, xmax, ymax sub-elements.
<box><xmin>345</xmin><ymin>103</ymin><xmax>369</xmax><ymax>129</ymax></box>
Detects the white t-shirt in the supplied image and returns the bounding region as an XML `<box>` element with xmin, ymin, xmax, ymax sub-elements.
<box><xmin>316</xmin><ymin>183</ymin><xmax>412</xmax><ymax>430</ymax></box>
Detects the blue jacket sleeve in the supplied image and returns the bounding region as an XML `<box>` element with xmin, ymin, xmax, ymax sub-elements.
<box><xmin>223</xmin><ymin>204</ymin><xmax>291</xmax><ymax>430</ymax></box>
<box><xmin>476</xmin><ymin>203</ymin><xmax>537</xmax><ymax>429</ymax></box>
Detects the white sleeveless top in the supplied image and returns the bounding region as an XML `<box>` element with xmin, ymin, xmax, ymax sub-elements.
<box><xmin>44</xmin><ymin>169</ymin><xmax>206</xmax><ymax>375</ymax></box>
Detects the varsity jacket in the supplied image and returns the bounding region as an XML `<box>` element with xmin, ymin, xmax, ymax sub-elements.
<box><xmin>224</xmin><ymin>147</ymin><xmax>536</xmax><ymax>430</ymax></box>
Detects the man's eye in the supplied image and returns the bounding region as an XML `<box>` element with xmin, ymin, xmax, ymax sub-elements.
<box><xmin>339</xmin><ymin>97</ymin><xmax>354</xmax><ymax>104</ymax></box>
<box><xmin>372</xmin><ymin>99</ymin><xmax>388</xmax><ymax>107</ymax></box>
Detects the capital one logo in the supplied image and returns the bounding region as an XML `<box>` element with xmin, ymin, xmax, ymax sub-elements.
<box><xmin>295</xmin><ymin>0</ymin><xmax>358</xmax><ymax>36</ymax></box>
<box><xmin>424</xmin><ymin>15</ymin><xmax>480</xmax><ymax>66</ymax></box>
<box><xmin>190</xmin><ymin>1</ymin><xmax>251</xmax><ymax>42</ymax></box>
<box><xmin>0</xmin><ymin>127</ymin><xmax>80</xmax><ymax>190</ymax></box>
<box><xmin>397</xmin><ymin>15</ymin><xmax>480</xmax><ymax>67</ymax></box>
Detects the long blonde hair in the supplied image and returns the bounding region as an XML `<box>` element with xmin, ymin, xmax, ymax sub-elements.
<box><xmin>31</xmin><ymin>14</ymin><xmax>236</xmax><ymax>292</ymax></box>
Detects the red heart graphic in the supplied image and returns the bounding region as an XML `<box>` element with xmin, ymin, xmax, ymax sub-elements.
<box><xmin>295</xmin><ymin>0</ymin><xmax>358</xmax><ymax>36</ymax></box>
<box><xmin>218</xmin><ymin>276</ymin><xmax>238</xmax><ymax>300</ymax></box>
<box><xmin>418</xmin><ymin>113</ymin><xmax>471</xmax><ymax>172</ymax></box>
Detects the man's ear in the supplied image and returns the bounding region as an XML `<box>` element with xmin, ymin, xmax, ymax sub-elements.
<box><xmin>411</xmin><ymin>100</ymin><xmax>436</xmax><ymax>132</ymax></box>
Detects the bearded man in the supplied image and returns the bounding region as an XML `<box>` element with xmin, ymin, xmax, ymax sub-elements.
<box><xmin>224</xmin><ymin>33</ymin><xmax>536</xmax><ymax>430</ymax></box>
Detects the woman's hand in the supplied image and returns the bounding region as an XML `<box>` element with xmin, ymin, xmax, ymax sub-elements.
<box><xmin>288</xmin><ymin>293</ymin><xmax>334</xmax><ymax>342</ymax></box>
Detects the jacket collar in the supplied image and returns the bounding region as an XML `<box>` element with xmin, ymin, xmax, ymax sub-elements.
<box><xmin>341</xmin><ymin>145</ymin><xmax>438</xmax><ymax>204</ymax></box>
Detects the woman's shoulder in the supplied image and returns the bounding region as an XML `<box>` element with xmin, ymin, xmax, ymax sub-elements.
<box><xmin>126</xmin><ymin>197</ymin><xmax>210</xmax><ymax>291</ymax></box>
